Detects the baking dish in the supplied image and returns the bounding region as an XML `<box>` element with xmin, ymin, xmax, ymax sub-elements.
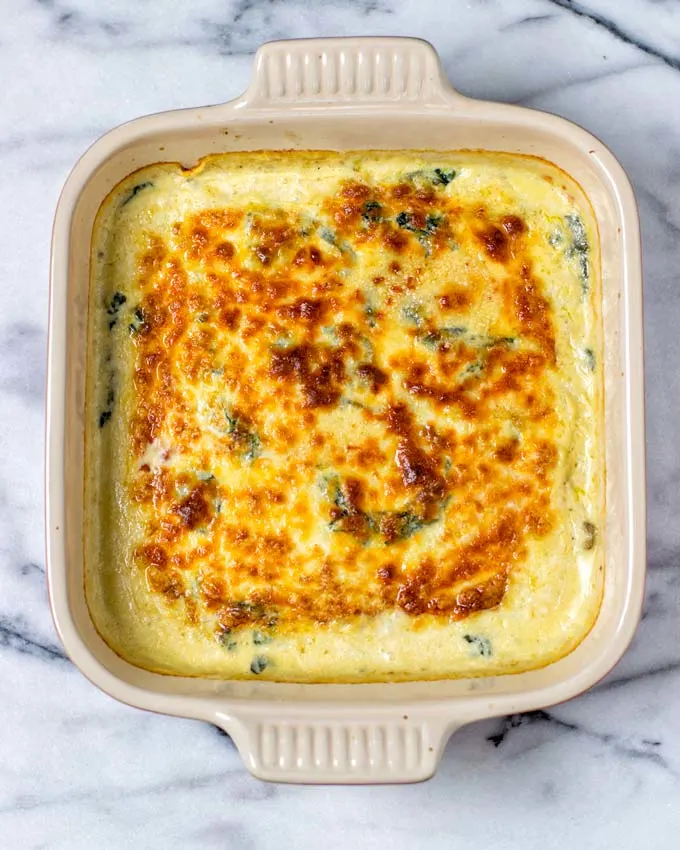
<box><xmin>47</xmin><ymin>36</ymin><xmax>645</xmax><ymax>784</ymax></box>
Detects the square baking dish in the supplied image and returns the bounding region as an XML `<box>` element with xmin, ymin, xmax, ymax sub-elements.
<box><xmin>47</xmin><ymin>36</ymin><xmax>645</xmax><ymax>784</ymax></box>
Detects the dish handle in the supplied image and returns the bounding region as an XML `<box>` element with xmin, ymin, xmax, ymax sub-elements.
<box><xmin>241</xmin><ymin>37</ymin><xmax>462</xmax><ymax>109</ymax></box>
<box><xmin>216</xmin><ymin>709</ymin><xmax>456</xmax><ymax>784</ymax></box>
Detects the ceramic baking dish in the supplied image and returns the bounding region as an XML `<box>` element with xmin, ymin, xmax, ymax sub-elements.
<box><xmin>47</xmin><ymin>36</ymin><xmax>645</xmax><ymax>784</ymax></box>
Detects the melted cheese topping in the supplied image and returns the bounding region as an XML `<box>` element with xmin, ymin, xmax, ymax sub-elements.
<box><xmin>85</xmin><ymin>151</ymin><xmax>604</xmax><ymax>682</ymax></box>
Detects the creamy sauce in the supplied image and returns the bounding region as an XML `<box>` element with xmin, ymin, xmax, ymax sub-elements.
<box><xmin>84</xmin><ymin>151</ymin><xmax>604</xmax><ymax>682</ymax></box>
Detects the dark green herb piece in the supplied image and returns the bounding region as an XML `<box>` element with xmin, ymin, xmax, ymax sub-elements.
<box><xmin>420</xmin><ymin>326</ymin><xmax>466</xmax><ymax>349</ymax></box>
<box><xmin>396</xmin><ymin>211</ymin><xmax>441</xmax><ymax>237</ymax></box>
<box><xmin>242</xmin><ymin>433</ymin><xmax>260</xmax><ymax>463</ymax></box>
<box><xmin>384</xmin><ymin>496</ymin><xmax>451</xmax><ymax>542</ymax></box>
<box><xmin>225</xmin><ymin>410</ymin><xmax>261</xmax><ymax>463</ymax></box>
<box><xmin>420</xmin><ymin>327</ymin><xmax>465</xmax><ymax>347</ymax></box>
<box><xmin>371</xmin><ymin>497</ymin><xmax>450</xmax><ymax>542</ymax></box>
<box><xmin>459</xmin><ymin>360</ymin><xmax>485</xmax><ymax>381</ymax></box>
<box><xmin>583</xmin><ymin>521</ymin><xmax>596</xmax><ymax>551</ymax></box>
<box><xmin>324</xmin><ymin>473</ymin><xmax>449</xmax><ymax>544</ymax></box>
<box><xmin>424</xmin><ymin>214</ymin><xmax>442</xmax><ymax>233</ymax></box>
<box><xmin>396</xmin><ymin>211</ymin><xmax>413</xmax><ymax>230</ymax></box>
<box><xmin>228</xmin><ymin>601</ymin><xmax>278</xmax><ymax>629</ymax></box>
<box><xmin>584</xmin><ymin>348</ymin><xmax>596</xmax><ymax>372</ymax></box>
<box><xmin>218</xmin><ymin>630</ymin><xmax>238</xmax><ymax>651</ymax></box>
<box><xmin>432</xmin><ymin>168</ymin><xmax>456</xmax><ymax>186</ymax></box>
<box><xmin>566</xmin><ymin>214</ymin><xmax>588</xmax><ymax>253</ymax></box>
<box><xmin>128</xmin><ymin>306</ymin><xmax>146</xmax><ymax>335</ymax></box>
<box><xmin>565</xmin><ymin>214</ymin><xmax>590</xmax><ymax>292</ymax></box>
<box><xmin>232</xmin><ymin>601</ymin><xmax>264</xmax><ymax>618</ymax></box>
<box><xmin>121</xmin><ymin>181</ymin><xmax>153</xmax><ymax>207</ymax></box>
<box><xmin>418</xmin><ymin>327</ymin><xmax>515</xmax><ymax>352</ymax></box>
<box><xmin>99</xmin><ymin>387</ymin><xmax>115</xmax><ymax>428</ymax></box>
<box><xmin>385</xmin><ymin>511</ymin><xmax>426</xmax><ymax>541</ymax></box>
<box><xmin>406</xmin><ymin>168</ymin><xmax>456</xmax><ymax>188</ymax></box>
<box><xmin>325</xmin><ymin>475</ymin><xmax>352</xmax><ymax>523</ymax></box>
<box><xmin>463</xmin><ymin>634</ymin><xmax>493</xmax><ymax>657</ymax></box>
<box><xmin>106</xmin><ymin>291</ymin><xmax>127</xmax><ymax>329</ymax></box>
<box><xmin>323</xmin><ymin>472</ymin><xmax>369</xmax><ymax>534</ymax></box>
<box><xmin>364</xmin><ymin>305</ymin><xmax>378</xmax><ymax>328</ymax></box>
<box><xmin>577</xmin><ymin>254</ymin><xmax>589</xmax><ymax>283</ymax></box>
<box><xmin>319</xmin><ymin>226</ymin><xmax>336</xmax><ymax>245</ymax></box>
<box><xmin>107</xmin><ymin>292</ymin><xmax>127</xmax><ymax>313</ymax></box>
<box><xmin>362</xmin><ymin>200</ymin><xmax>383</xmax><ymax>223</ymax></box>
<box><xmin>319</xmin><ymin>225</ymin><xmax>355</xmax><ymax>261</ymax></box>
<box><xmin>250</xmin><ymin>655</ymin><xmax>269</xmax><ymax>674</ymax></box>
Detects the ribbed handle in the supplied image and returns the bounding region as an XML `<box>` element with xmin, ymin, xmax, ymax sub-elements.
<box><xmin>243</xmin><ymin>37</ymin><xmax>455</xmax><ymax>107</ymax></box>
<box><xmin>220</xmin><ymin>712</ymin><xmax>453</xmax><ymax>783</ymax></box>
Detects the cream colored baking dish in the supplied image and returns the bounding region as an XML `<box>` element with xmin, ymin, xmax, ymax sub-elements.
<box><xmin>47</xmin><ymin>37</ymin><xmax>645</xmax><ymax>784</ymax></box>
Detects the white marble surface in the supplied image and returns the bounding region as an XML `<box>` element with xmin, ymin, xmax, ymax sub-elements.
<box><xmin>2</xmin><ymin>0</ymin><xmax>679</xmax><ymax>846</ymax></box>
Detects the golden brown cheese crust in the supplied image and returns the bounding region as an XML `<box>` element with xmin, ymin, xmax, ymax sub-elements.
<box><xmin>128</xmin><ymin>172</ymin><xmax>554</xmax><ymax>625</ymax></box>
<box><xmin>86</xmin><ymin>150</ymin><xmax>603</xmax><ymax>681</ymax></box>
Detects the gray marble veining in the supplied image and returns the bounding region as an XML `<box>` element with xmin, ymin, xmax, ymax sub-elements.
<box><xmin>1</xmin><ymin>0</ymin><xmax>679</xmax><ymax>847</ymax></box>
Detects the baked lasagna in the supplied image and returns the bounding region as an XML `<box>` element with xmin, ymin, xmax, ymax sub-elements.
<box><xmin>85</xmin><ymin>150</ymin><xmax>604</xmax><ymax>681</ymax></box>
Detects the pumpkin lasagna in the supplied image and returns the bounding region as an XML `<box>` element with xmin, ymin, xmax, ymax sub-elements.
<box><xmin>84</xmin><ymin>150</ymin><xmax>604</xmax><ymax>682</ymax></box>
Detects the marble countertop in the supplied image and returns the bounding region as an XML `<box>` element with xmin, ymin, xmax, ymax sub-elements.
<box><xmin>2</xmin><ymin>0</ymin><xmax>679</xmax><ymax>846</ymax></box>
